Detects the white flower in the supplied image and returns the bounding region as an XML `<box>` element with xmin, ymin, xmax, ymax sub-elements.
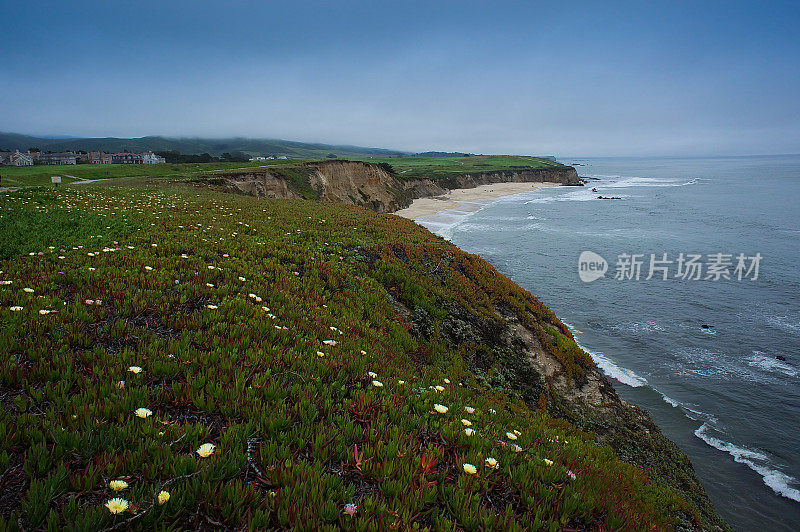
<box><xmin>433</xmin><ymin>404</ymin><xmax>448</xmax><ymax>414</ymax></box>
<box><xmin>444</xmin><ymin>378</ymin><xmax>451</xmax><ymax>384</ymax></box>
<box><xmin>543</xmin><ymin>458</ymin><xmax>553</xmax><ymax>466</ymax></box>
<box><xmin>105</xmin><ymin>497</ymin><xmax>129</xmax><ymax>514</ymax></box>
<box><xmin>323</xmin><ymin>340</ymin><xmax>337</xmax><ymax>346</ymax></box>
<box><xmin>461</xmin><ymin>419</ymin><xmax>472</xmax><ymax>427</ymax></box>
<box><xmin>372</xmin><ymin>380</ymin><xmax>383</xmax><ymax>388</ymax></box>
<box><xmin>464</xmin><ymin>406</ymin><xmax>475</xmax><ymax>414</ymax></box>
<box><xmin>463</xmin><ymin>428</ymin><xmax>475</xmax><ymax>436</ymax></box>
<box><xmin>434</xmin><ymin>385</ymin><xmax>445</xmax><ymax>392</ymax></box>
<box><xmin>158</xmin><ymin>490</ymin><xmax>170</xmax><ymax>504</ymax></box>
<box><xmin>238</xmin><ymin>276</ymin><xmax>246</xmax><ymax>282</ymax></box>
<box><xmin>485</xmin><ymin>457</ymin><xmax>499</xmax><ymax>469</ymax></box>
<box><xmin>463</xmin><ymin>463</ymin><xmax>477</xmax><ymax>475</ymax></box>
<box><xmin>39</xmin><ymin>309</ymin><xmax>53</xmax><ymax>315</ymax></box>
<box><xmin>128</xmin><ymin>366</ymin><xmax>142</xmax><ymax>374</ymax></box>
<box><xmin>134</xmin><ymin>408</ymin><xmax>152</xmax><ymax>418</ymax></box>
<box><xmin>23</xmin><ymin>287</ymin><xmax>34</xmax><ymax>293</ymax></box>
<box><xmin>206</xmin><ymin>304</ymin><xmax>218</xmax><ymax>309</ymax></box>
<box><xmin>196</xmin><ymin>443</ymin><xmax>216</xmax><ymax>457</ymax></box>
<box><xmin>368</xmin><ymin>371</ymin><xmax>377</xmax><ymax>378</ymax></box>
<box><xmin>9</xmin><ymin>306</ymin><xmax>23</xmax><ymax>311</ymax></box>
<box><xmin>109</xmin><ymin>479</ymin><xmax>128</xmax><ymax>491</ymax></box>
<box><xmin>144</xmin><ymin>266</ymin><xmax>153</xmax><ymax>271</ymax></box>
<box><xmin>506</xmin><ymin>432</ymin><xmax>518</xmax><ymax>440</ymax></box>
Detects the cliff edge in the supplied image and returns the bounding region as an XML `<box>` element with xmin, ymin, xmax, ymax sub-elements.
<box><xmin>206</xmin><ymin>159</ymin><xmax>582</xmax><ymax>213</ymax></box>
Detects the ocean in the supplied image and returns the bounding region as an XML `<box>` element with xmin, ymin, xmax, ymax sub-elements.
<box><xmin>414</xmin><ymin>155</ymin><xmax>800</xmax><ymax>531</ymax></box>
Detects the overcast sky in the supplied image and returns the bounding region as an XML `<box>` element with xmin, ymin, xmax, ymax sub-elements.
<box><xmin>2</xmin><ymin>1</ymin><xmax>799</xmax><ymax>156</ymax></box>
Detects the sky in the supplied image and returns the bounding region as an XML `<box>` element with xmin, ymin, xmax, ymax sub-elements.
<box><xmin>1</xmin><ymin>0</ymin><xmax>799</xmax><ymax>156</ymax></box>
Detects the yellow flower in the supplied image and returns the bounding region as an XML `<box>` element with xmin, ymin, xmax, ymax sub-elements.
<box><xmin>513</xmin><ymin>430</ymin><xmax>521</xmax><ymax>436</ymax></box>
<box><xmin>144</xmin><ymin>266</ymin><xmax>153</xmax><ymax>271</ymax></box>
<box><xmin>372</xmin><ymin>380</ymin><xmax>383</xmax><ymax>387</ymax></box>
<box><xmin>433</xmin><ymin>404</ymin><xmax>448</xmax><ymax>414</ymax></box>
<box><xmin>9</xmin><ymin>306</ymin><xmax>23</xmax><ymax>311</ymax></box>
<box><xmin>158</xmin><ymin>490</ymin><xmax>170</xmax><ymax>504</ymax></box>
<box><xmin>464</xmin><ymin>406</ymin><xmax>475</xmax><ymax>414</ymax></box>
<box><xmin>368</xmin><ymin>371</ymin><xmax>377</xmax><ymax>378</ymax></box>
<box><xmin>443</xmin><ymin>378</ymin><xmax>451</xmax><ymax>384</ymax></box>
<box><xmin>109</xmin><ymin>480</ymin><xmax>128</xmax><ymax>491</ymax></box>
<box><xmin>460</xmin><ymin>419</ymin><xmax>472</xmax><ymax>427</ymax></box>
<box><xmin>485</xmin><ymin>457</ymin><xmax>499</xmax><ymax>469</ymax></box>
<box><xmin>397</xmin><ymin>380</ymin><xmax>405</xmax><ymax>385</ymax></box>
<box><xmin>506</xmin><ymin>432</ymin><xmax>518</xmax><ymax>440</ymax></box>
<box><xmin>135</xmin><ymin>408</ymin><xmax>152</xmax><ymax>418</ymax></box>
<box><xmin>316</xmin><ymin>351</ymin><xmax>325</xmax><ymax>357</ymax></box>
<box><xmin>360</xmin><ymin>350</ymin><xmax>367</xmax><ymax>355</ymax></box>
<box><xmin>434</xmin><ymin>385</ymin><xmax>445</xmax><ymax>392</ymax></box>
<box><xmin>463</xmin><ymin>463</ymin><xmax>477</xmax><ymax>475</ymax></box>
<box><xmin>544</xmin><ymin>459</ymin><xmax>554</xmax><ymax>466</ymax></box>
<box><xmin>197</xmin><ymin>443</ymin><xmax>216</xmax><ymax>457</ymax></box>
<box><xmin>23</xmin><ymin>287</ymin><xmax>34</xmax><ymax>293</ymax></box>
<box><xmin>105</xmin><ymin>497</ymin><xmax>129</xmax><ymax>514</ymax></box>
<box><xmin>128</xmin><ymin>366</ymin><xmax>142</xmax><ymax>374</ymax></box>
<box><xmin>206</xmin><ymin>304</ymin><xmax>218</xmax><ymax>309</ymax></box>
<box><xmin>323</xmin><ymin>340</ymin><xmax>337</xmax><ymax>346</ymax></box>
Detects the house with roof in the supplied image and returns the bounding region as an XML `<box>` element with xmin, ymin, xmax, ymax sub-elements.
<box><xmin>0</xmin><ymin>150</ymin><xmax>35</xmax><ymax>166</ymax></box>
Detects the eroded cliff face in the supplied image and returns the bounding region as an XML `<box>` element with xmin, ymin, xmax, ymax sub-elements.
<box><xmin>308</xmin><ymin>160</ymin><xmax>405</xmax><ymax>213</ymax></box>
<box><xmin>211</xmin><ymin>161</ymin><xmax>581</xmax><ymax>213</ymax></box>
<box><xmin>218</xmin><ymin>172</ymin><xmax>302</xmax><ymax>199</ymax></box>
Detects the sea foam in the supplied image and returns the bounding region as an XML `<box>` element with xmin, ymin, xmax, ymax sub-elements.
<box><xmin>694</xmin><ymin>423</ymin><xmax>800</xmax><ymax>502</ymax></box>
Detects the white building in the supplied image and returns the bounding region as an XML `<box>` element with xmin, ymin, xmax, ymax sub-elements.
<box><xmin>142</xmin><ymin>152</ymin><xmax>166</xmax><ymax>164</ymax></box>
<box><xmin>1</xmin><ymin>150</ymin><xmax>35</xmax><ymax>166</ymax></box>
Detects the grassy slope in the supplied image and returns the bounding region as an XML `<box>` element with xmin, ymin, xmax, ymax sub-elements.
<box><xmin>0</xmin><ymin>185</ymin><xmax>697</xmax><ymax>530</ymax></box>
<box><xmin>0</xmin><ymin>161</ymin><xmax>308</xmax><ymax>188</ymax></box>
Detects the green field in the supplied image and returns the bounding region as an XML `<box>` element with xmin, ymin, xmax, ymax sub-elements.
<box><xmin>0</xmin><ymin>156</ymin><xmax>567</xmax><ymax>188</ymax></box>
<box><xmin>353</xmin><ymin>155</ymin><xmax>566</xmax><ymax>180</ymax></box>
<box><xmin>0</xmin><ymin>183</ymin><xmax>720</xmax><ymax>530</ymax></box>
<box><xmin>0</xmin><ymin>160</ymin><xmax>307</xmax><ymax>188</ymax></box>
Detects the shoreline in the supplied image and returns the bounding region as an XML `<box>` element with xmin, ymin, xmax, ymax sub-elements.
<box><xmin>394</xmin><ymin>181</ymin><xmax>561</xmax><ymax>220</ymax></box>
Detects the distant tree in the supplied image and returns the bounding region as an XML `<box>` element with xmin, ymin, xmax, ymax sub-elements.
<box><xmin>28</xmin><ymin>147</ymin><xmax>41</xmax><ymax>153</ymax></box>
<box><xmin>326</xmin><ymin>153</ymin><xmax>338</xmax><ymax>159</ymax></box>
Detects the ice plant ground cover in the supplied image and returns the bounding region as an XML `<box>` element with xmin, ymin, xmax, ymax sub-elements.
<box><xmin>0</xmin><ymin>185</ymin><xmax>693</xmax><ymax>530</ymax></box>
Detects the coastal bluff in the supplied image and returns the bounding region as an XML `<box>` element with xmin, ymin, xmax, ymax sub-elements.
<box><xmin>204</xmin><ymin>159</ymin><xmax>582</xmax><ymax>213</ymax></box>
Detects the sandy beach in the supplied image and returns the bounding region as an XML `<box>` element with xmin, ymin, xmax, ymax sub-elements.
<box><xmin>394</xmin><ymin>181</ymin><xmax>561</xmax><ymax>219</ymax></box>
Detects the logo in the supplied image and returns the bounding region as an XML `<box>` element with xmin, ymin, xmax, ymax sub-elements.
<box><xmin>578</xmin><ymin>251</ymin><xmax>608</xmax><ymax>283</ymax></box>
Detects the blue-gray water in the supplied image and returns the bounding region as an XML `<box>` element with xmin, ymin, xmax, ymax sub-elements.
<box><xmin>416</xmin><ymin>155</ymin><xmax>800</xmax><ymax>531</ymax></box>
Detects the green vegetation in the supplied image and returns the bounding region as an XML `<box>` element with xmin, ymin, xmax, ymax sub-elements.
<box><xmin>0</xmin><ymin>184</ymin><xmax>706</xmax><ymax>530</ymax></box>
<box><xmin>0</xmin><ymin>160</ymin><xmax>304</xmax><ymax>188</ymax></box>
<box><xmin>354</xmin><ymin>155</ymin><xmax>566</xmax><ymax>181</ymax></box>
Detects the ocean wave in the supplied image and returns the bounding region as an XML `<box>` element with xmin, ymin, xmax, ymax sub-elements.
<box><xmin>745</xmin><ymin>351</ymin><xmax>797</xmax><ymax>377</ymax></box>
<box><xmin>609</xmin><ymin>320</ymin><xmax>665</xmax><ymax>334</ymax></box>
<box><xmin>695</xmin><ymin>423</ymin><xmax>800</xmax><ymax>502</ymax></box>
<box><xmin>583</xmin><ymin>175</ymin><xmax>699</xmax><ymax>188</ymax></box>
<box><xmin>765</xmin><ymin>313</ymin><xmax>800</xmax><ymax>335</ymax></box>
<box><xmin>581</xmin><ymin>346</ymin><xmax>648</xmax><ymax>387</ymax></box>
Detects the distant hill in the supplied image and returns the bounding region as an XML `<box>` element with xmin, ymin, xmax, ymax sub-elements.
<box><xmin>0</xmin><ymin>132</ymin><xmax>407</xmax><ymax>159</ymax></box>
